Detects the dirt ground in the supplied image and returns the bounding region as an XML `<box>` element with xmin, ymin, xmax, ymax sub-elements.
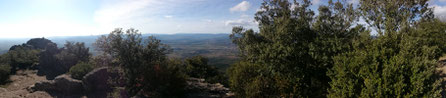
<box><xmin>0</xmin><ymin>70</ymin><xmax>52</xmax><ymax>98</ymax></box>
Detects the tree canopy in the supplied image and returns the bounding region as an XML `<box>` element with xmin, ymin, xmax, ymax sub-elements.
<box><xmin>228</xmin><ymin>0</ymin><xmax>446</xmax><ymax>97</ymax></box>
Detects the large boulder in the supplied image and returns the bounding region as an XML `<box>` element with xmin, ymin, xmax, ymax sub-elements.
<box><xmin>30</xmin><ymin>74</ymin><xmax>83</xmax><ymax>95</ymax></box>
<box><xmin>82</xmin><ymin>67</ymin><xmax>122</xmax><ymax>97</ymax></box>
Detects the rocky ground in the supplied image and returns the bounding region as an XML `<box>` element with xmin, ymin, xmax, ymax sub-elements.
<box><xmin>0</xmin><ymin>70</ymin><xmax>52</xmax><ymax>98</ymax></box>
<box><xmin>0</xmin><ymin>68</ymin><xmax>233</xmax><ymax>98</ymax></box>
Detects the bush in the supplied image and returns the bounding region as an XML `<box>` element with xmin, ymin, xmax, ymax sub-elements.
<box><xmin>69</xmin><ymin>62</ymin><xmax>94</xmax><ymax>80</ymax></box>
<box><xmin>0</xmin><ymin>64</ymin><xmax>11</xmax><ymax>84</ymax></box>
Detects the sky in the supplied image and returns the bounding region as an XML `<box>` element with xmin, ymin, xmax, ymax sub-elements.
<box><xmin>0</xmin><ymin>0</ymin><xmax>445</xmax><ymax>38</ymax></box>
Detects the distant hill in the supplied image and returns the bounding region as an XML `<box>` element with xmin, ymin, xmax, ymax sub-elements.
<box><xmin>0</xmin><ymin>34</ymin><xmax>239</xmax><ymax>70</ymax></box>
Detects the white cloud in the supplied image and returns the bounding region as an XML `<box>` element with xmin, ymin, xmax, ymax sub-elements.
<box><xmin>225</xmin><ymin>19</ymin><xmax>256</xmax><ymax>26</ymax></box>
<box><xmin>433</xmin><ymin>5</ymin><xmax>446</xmax><ymax>21</ymax></box>
<box><xmin>312</xmin><ymin>0</ymin><xmax>321</xmax><ymax>5</ymax></box>
<box><xmin>230</xmin><ymin>1</ymin><xmax>250</xmax><ymax>12</ymax></box>
<box><xmin>164</xmin><ymin>15</ymin><xmax>173</xmax><ymax>18</ymax></box>
<box><xmin>439</xmin><ymin>0</ymin><xmax>446</xmax><ymax>2</ymax></box>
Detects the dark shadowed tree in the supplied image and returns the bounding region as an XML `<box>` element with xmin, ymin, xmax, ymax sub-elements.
<box><xmin>94</xmin><ymin>28</ymin><xmax>186</xmax><ymax>97</ymax></box>
<box><xmin>38</xmin><ymin>41</ymin><xmax>91</xmax><ymax>79</ymax></box>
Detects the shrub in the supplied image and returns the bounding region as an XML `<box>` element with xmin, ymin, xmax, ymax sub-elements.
<box><xmin>0</xmin><ymin>64</ymin><xmax>11</xmax><ymax>84</ymax></box>
<box><xmin>69</xmin><ymin>62</ymin><xmax>94</xmax><ymax>80</ymax></box>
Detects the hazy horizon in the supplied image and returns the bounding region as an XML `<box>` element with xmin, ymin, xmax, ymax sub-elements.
<box><xmin>0</xmin><ymin>0</ymin><xmax>444</xmax><ymax>38</ymax></box>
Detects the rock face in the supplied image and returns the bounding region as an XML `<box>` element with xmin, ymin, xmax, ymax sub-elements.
<box><xmin>186</xmin><ymin>78</ymin><xmax>234</xmax><ymax>98</ymax></box>
<box><xmin>82</xmin><ymin>67</ymin><xmax>121</xmax><ymax>98</ymax></box>
<box><xmin>30</xmin><ymin>74</ymin><xmax>84</xmax><ymax>95</ymax></box>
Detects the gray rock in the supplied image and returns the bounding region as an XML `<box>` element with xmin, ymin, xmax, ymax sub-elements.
<box><xmin>186</xmin><ymin>78</ymin><xmax>234</xmax><ymax>98</ymax></box>
<box><xmin>82</xmin><ymin>67</ymin><xmax>122</xmax><ymax>98</ymax></box>
<box><xmin>0</xmin><ymin>88</ymin><xmax>7</xmax><ymax>93</ymax></box>
<box><xmin>30</xmin><ymin>74</ymin><xmax>84</xmax><ymax>95</ymax></box>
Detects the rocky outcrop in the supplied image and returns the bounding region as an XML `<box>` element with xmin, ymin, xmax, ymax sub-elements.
<box><xmin>29</xmin><ymin>74</ymin><xmax>84</xmax><ymax>95</ymax></box>
<box><xmin>186</xmin><ymin>78</ymin><xmax>234</xmax><ymax>98</ymax></box>
<box><xmin>82</xmin><ymin>67</ymin><xmax>122</xmax><ymax>98</ymax></box>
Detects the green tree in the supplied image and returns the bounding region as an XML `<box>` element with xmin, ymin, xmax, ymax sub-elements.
<box><xmin>94</xmin><ymin>28</ymin><xmax>186</xmax><ymax>97</ymax></box>
<box><xmin>0</xmin><ymin>54</ymin><xmax>11</xmax><ymax>84</ymax></box>
<box><xmin>7</xmin><ymin>46</ymin><xmax>40</xmax><ymax>71</ymax></box>
<box><xmin>228</xmin><ymin>0</ymin><xmax>361</xmax><ymax>97</ymax></box>
<box><xmin>184</xmin><ymin>56</ymin><xmax>218</xmax><ymax>79</ymax></box>
<box><xmin>56</xmin><ymin>42</ymin><xmax>91</xmax><ymax>72</ymax></box>
<box><xmin>0</xmin><ymin>64</ymin><xmax>11</xmax><ymax>84</ymax></box>
<box><xmin>327</xmin><ymin>0</ymin><xmax>445</xmax><ymax>97</ymax></box>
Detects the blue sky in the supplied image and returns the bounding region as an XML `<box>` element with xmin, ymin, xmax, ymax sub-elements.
<box><xmin>0</xmin><ymin>0</ymin><xmax>445</xmax><ymax>38</ymax></box>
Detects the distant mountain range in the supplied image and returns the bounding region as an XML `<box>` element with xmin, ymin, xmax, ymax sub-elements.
<box><xmin>0</xmin><ymin>34</ymin><xmax>239</xmax><ymax>70</ymax></box>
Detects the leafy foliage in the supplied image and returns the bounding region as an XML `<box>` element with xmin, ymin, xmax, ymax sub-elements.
<box><xmin>229</xmin><ymin>0</ymin><xmax>446</xmax><ymax>97</ymax></box>
<box><xmin>228</xmin><ymin>0</ymin><xmax>359</xmax><ymax>97</ymax></box>
<box><xmin>94</xmin><ymin>28</ymin><xmax>186</xmax><ymax>97</ymax></box>
<box><xmin>69</xmin><ymin>62</ymin><xmax>94</xmax><ymax>80</ymax></box>
<box><xmin>5</xmin><ymin>38</ymin><xmax>54</xmax><ymax>72</ymax></box>
<box><xmin>0</xmin><ymin>63</ymin><xmax>11</xmax><ymax>84</ymax></box>
<box><xmin>185</xmin><ymin>56</ymin><xmax>218</xmax><ymax>79</ymax></box>
<box><xmin>327</xmin><ymin>0</ymin><xmax>446</xmax><ymax>97</ymax></box>
<box><xmin>7</xmin><ymin>46</ymin><xmax>40</xmax><ymax>71</ymax></box>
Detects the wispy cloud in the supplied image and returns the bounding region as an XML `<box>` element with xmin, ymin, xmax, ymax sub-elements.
<box><xmin>230</xmin><ymin>1</ymin><xmax>250</xmax><ymax>12</ymax></box>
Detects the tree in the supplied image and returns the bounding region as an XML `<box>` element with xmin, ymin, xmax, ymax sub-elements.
<box><xmin>184</xmin><ymin>56</ymin><xmax>218</xmax><ymax>79</ymax></box>
<box><xmin>94</xmin><ymin>28</ymin><xmax>186</xmax><ymax>97</ymax></box>
<box><xmin>7</xmin><ymin>37</ymin><xmax>55</xmax><ymax>72</ymax></box>
<box><xmin>56</xmin><ymin>41</ymin><xmax>91</xmax><ymax>72</ymax></box>
<box><xmin>327</xmin><ymin>0</ymin><xmax>445</xmax><ymax>97</ymax></box>
<box><xmin>228</xmin><ymin>0</ymin><xmax>361</xmax><ymax>97</ymax></box>
<box><xmin>7</xmin><ymin>46</ymin><xmax>40</xmax><ymax>71</ymax></box>
<box><xmin>38</xmin><ymin>41</ymin><xmax>91</xmax><ymax>79</ymax></box>
<box><xmin>0</xmin><ymin>54</ymin><xmax>11</xmax><ymax>84</ymax></box>
<box><xmin>0</xmin><ymin>64</ymin><xmax>10</xmax><ymax>84</ymax></box>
